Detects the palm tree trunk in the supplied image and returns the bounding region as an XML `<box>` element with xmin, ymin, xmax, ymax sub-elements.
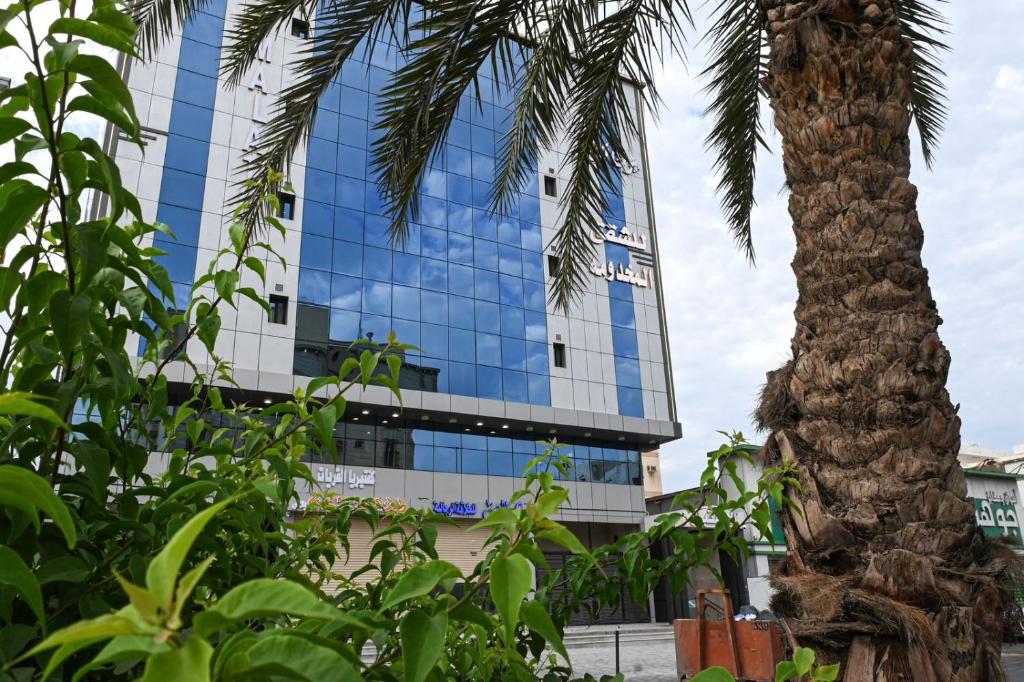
<box><xmin>756</xmin><ymin>1</ymin><xmax>1015</xmax><ymax>679</ymax></box>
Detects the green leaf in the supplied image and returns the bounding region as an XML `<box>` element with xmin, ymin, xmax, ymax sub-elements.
<box><xmin>74</xmin><ymin>635</ymin><xmax>171</xmax><ymax>682</ymax></box>
<box><xmin>0</xmin><ymin>464</ymin><xmax>76</xmax><ymax>545</ymax></box>
<box><xmin>358</xmin><ymin>349</ymin><xmax>376</xmax><ymax>387</ymax></box>
<box><xmin>213</xmin><ymin>270</ymin><xmax>239</xmax><ymax>303</ymax></box>
<box><xmin>194</xmin><ymin>579</ymin><xmax>367</xmax><ymax>636</ymax></box>
<box><xmin>490</xmin><ymin>554</ymin><xmax>532</xmax><ymax>644</ymax></box>
<box><xmin>450</xmin><ymin>601</ymin><xmax>494</xmax><ymax>630</ymax></box>
<box><xmin>380</xmin><ymin>560</ymin><xmax>461</xmax><ymax>611</ymax></box>
<box><xmin>0</xmin><ymin>392</ymin><xmax>70</xmax><ymax>429</ymax></box>
<box><xmin>66</xmin><ymin>94</ymin><xmax>136</xmax><ymax>141</ymax></box>
<box><xmin>49</xmin><ymin>290</ymin><xmax>92</xmax><ymax>358</ymax></box>
<box><xmin>0</xmin><ymin>117</ymin><xmax>30</xmax><ymax>146</ymax></box>
<box><xmin>400</xmin><ymin>609</ymin><xmax>447</xmax><ymax>682</ymax></box>
<box><xmin>49</xmin><ymin>17</ymin><xmax>136</xmax><ymax>54</ymax></box>
<box><xmin>66</xmin><ymin>54</ymin><xmax>137</xmax><ymax>127</ymax></box>
<box><xmin>19</xmin><ymin>609</ymin><xmax>144</xmax><ymax>666</ymax></box>
<box><xmin>231</xmin><ymin>632</ymin><xmax>362</xmax><ymax>681</ymax></box>
<box><xmin>775</xmin><ymin>660</ymin><xmax>797</xmax><ymax>682</ymax></box>
<box><xmin>536</xmin><ymin>525</ymin><xmax>592</xmax><ymax>561</ymax></box>
<box><xmin>0</xmin><ymin>182</ymin><xmax>47</xmax><ymax>246</ymax></box>
<box><xmin>140</xmin><ymin>634</ymin><xmax>212</xmax><ymax>682</ymax></box>
<box><xmin>0</xmin><ymin>545</ymin><xmax>45</xmax><ymax>631</ymax></box>
<box><xmin>520</xmin><ymin>599</ymin><xmax>566</xmax><ymax>660</ymax></box>
<box><xmin>794</xmin><ymin>647</ymin><xmax>815</xmax><ymax>676</ymax></box>
<box><xmin>532</xmin><ymin>488</ymin><xmax>568</xmax><ymax>520</ymax></box>
<box><xmin>814</xmin><ymin>663</ymin><xmax>840</xmax><ymax>682</ymax></box>
<box><xmin>146</xmin><ymin>497</ymin><xmax>232</xmax><ymax>613</ymax></box>
<box><xmin>468</xmin><ymin>507</ymin><xmax>517</xmax><ymax>532</ymax></box>
<box><xmin>692</xmin><ymin>667</ymin><xmax>737</xmax><ymax>682</ymax></box>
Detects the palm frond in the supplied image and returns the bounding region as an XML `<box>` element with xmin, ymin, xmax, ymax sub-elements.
<box><xmin>701</xmin><ymin>0</ymin><xmax>767</xmax><ymax>263</ymax></box>
<box><xmin>229</xmin><ymin>0</ymin><xmax>412</xmax><ymax>237</ymax></box>
<box><xmin>892</xmin><ymin>0</ymin><xmax>949</xmax><ymax>169</ymax></box>
<box><xmin>371</xmin><ymin>0</ymin><xmax>527</xmax><ymax>246</ymax></box>
<box><xmin>549</xmin><ymin>0</ymin><xmax>688</xmax><ymax>310</ymax></box>
<box><xmin>132</xmin><ymin>0</ymin><xmax>210</xmax><ymax>58</ymax></box>
<box><xmin>221</xmin><ymin>0</ymin><xmax>316</xmax><ymax>87</ymax></box>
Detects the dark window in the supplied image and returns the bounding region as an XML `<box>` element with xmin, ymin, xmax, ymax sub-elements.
<box><xmin>543</xmin><ymin>175</ymin><xmax>557</xmax><ymax>197</ymax></box>
<box><xmin>547</xmin><ymin>255</ymin><xmax>560</xmax><ymax>278</ymax></box>
<box><xmin>269</xmin><ymin>294</ymin><xmax>289</xmax><ymax>324</ymax></box>
<box><xmin>278</xmin><ymin>191</ymin><xmax>295</xmax><ymax>220</ymax></box>
<box><xmin>291</xmin><ymin>18</ymin><xmax>309</xmax><ymax>39</ymax></box>
<box><xmin>553</xmin><ymin>342</ymin><xmax>566</xmax><ymax>368</ymax></box>
<box><xmin>164</xmin><ymin>309</ymin><xmax>188</xmax><ymax>360</ymax></box>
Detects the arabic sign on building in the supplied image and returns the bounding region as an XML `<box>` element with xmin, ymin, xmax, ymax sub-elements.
<box><xmin>589</xmin><ymin>260</ymin><xmax>654</xmax><ymax>289</ymax></box>
<box><xmin>313</xmin><ymin>465</ymin><xmax>376</xmax><ymax>490</ymax></box>
<box><xmin>974</xmin><ymin>498</ymin><xmax>1022</xmax><ymax>543</ymax></box>
<box><xmin>431</xmin><ymin>499</ymin><xmax>526</xmax><ymax>518</ymax></box>
<box><xmin>590</xmin><ymin>223</ymin><xmax>648</xmax><ymax>251</ymax></box>
<box><xmin>301</xmin><ymin>493</ymin><xmax>409</xmax><ymax>514</ymax></box>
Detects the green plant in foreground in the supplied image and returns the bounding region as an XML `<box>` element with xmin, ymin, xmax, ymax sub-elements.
<box><xmin>692</xmin><ymin>647</ymin><xmax>839</xmax><ymax>682</ymax></box>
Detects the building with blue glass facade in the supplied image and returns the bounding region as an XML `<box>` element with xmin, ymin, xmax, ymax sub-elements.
<box><xmin>110</xmin><ymin>3</ymin><xmax>680</xmax><ymax>592</ymax></box>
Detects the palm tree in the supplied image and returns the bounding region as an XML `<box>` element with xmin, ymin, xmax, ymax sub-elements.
<box><xmin>134</xmin><ymin>0</ymin><xmax>1015</xmax><ymax>677</ymax></box>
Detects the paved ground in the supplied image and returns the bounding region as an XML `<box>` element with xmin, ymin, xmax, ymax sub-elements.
<box><xmin>567</xmin><ymin>639</ymin><xmax>1024</xmax><ymax>681</ymax></box>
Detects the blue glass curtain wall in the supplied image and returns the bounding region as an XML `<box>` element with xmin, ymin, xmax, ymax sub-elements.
<box><xmin>296</xmin><ymin>18</ymin><xmax>551</xmax><ymax>406</ymax></box>
<box><xmin>602</xmin><ymin>171</ymin><xmax>644</xmax><ymax>418</ymax></box>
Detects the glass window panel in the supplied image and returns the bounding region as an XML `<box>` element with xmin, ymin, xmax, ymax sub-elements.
<box><xmin>333</xmin><ymin>208</ymin><xmax>363</xmax><ymax>242</ymax></box>
<box><xmin>363</xmin><ymin>246</ymin><xmax>393</xmax><ymax>282</ymax></box>
<box><xmin>421</xmin><ymin>291</ymin><xmax>448</xmax><ymax>324</ymax></box>
<box><xmin>365</xmin><ymin>182</ymin><xmax>386</xmax><ymax>216</ymax></box>
<box><xmin>447</xmin><ymin>173</ymin><xmax>473</xmax><ymax>206</ymax></box>
<box><xmin>339</xmin><ymin>85</ymin><xmax>368</xmax><ymax>117</ymax></box>
<box><xmin>164</xmin><ymin>134</ymin><xmax>212</xmax><ymax>175</ymax></box>
<box><xmin>435</xmin><ymin>431</ymin><xmax>460</xmax><ymax>447</ymax></box>
<box><xmin>421</xmin><ymin>227</ymin><xmax>447</xmax><ymax>260</ymax></box>
<box><xmin>511</xmin><ymin>439</ymin><xmax>535</xmax><ymax>454</ymax></box>
<box><xmin>304</xmin><ymin>168</ymin><xmax>335</xmax><ymax>205</ymax></box>
<box><xmin>499</xmin><ymin>244</ymin><xmax>523</xmax><ymax>276</ymax></box>
<box><xmin>520</xmin><ymin>222</ymin><xmax>542</xmax><ymax>251</ymax></box>
<box><xmin>421</xmin><ymin>168</ymin><xmax>446</xmax><ymax>198</ymax></box>
<box><xmin>502</xmin><ymin>370</ymin><xmax>528</xmax><ymax>403</ymax></box>
<box><xmin>391</xmin><ymin>319</ymin><xmax>419</xmax><ymax>347</ymax></box>
<box><xmin>363</xmin><ymin>214</ymin><xmax>390</xmax><ymax>248</ymax></box>
<box><xmin>519</xmin><ymin>194</ymin><xmax>541</xmax><ymax>224</ymax></box>
<box><xmin>473</xmin><ymin>210</ymin><xmax>497</xmax><ymax>241</ymax></box>
<box><xmin>501</xmin><ymin>338</ymin><xmax>526</xmax><ymax>371</ymax></box>
<box><xmin>447</xmin><ymin>144</ymin><xmax>472</xmax><ymax>175</ymax></box>
<box><xmin>168</xmin><ymin>102</ymin><xmax>213</xmax><ymax>141</ymax></box>
<box><xmin>527</xmin><ymin>373</ymin><xmax>550</xmax><ymax>406</ymax></box>
<box><xmin>434</xmin><ymin>447</ymin><xmax>457</xmax><ymax>473</ymax></box>
<box><xmin>412</xmin><ymin>429</ymin><xmax>433</xmax><ymax>445</ymax></box>
<box><xmin>450</xmin><ymin>361</ymin><xmax>476</xmax><ymax>395</ymax></box>
<box><xmin>471</xmin><ymin>126</ymin><xmax>494</xmax><ymax>154</ymax></box>
<box><xmin>173</xmin><ymin>71</ymin><xmax>217</xmax><ymax>108</ymax></box>
<box><xmin>392</xmin><ymin>285</ymin><xmax>420</xmax><ymax>321</ymax></box>
<box><xmin>419</xmin><ymin>196</ymin><xmax>448</xmax><ymax>228</ymax></box>
<box><xmin>614</xmin><ymin>356</ymin><xmax>642</xmax><ymax>388</ymax></box>
<box><xmin>421</xmin><ymin>258</ymin><xmax>448</xmax><ymax>291</ymax></box>
<box><xmin>332</xmin><ymin>240</ymin><xmax>363</xmax><ymax>276</ymax></box>
<box><xmin>474</xmin><ymin>239</ymin><xmax>498</xmax><ymax>270</ymax></box>
<box><xmin>513</xmin><ymin>453</ymin><xmax>534</xmax><ymax>478</ymax></box>
<box><xmin>500</xmin><ymin>305</ymin><xmax>525</xmax><ymax>338</ymax></box>
<box><xmin>306</xmin><ymin>141</ymin><xmax>336</xmax><ymax>172</ymax></box>
<box><xmin>477</xmin><ymin>366</ymin><xmax>502</xmax><ymax>400</ymax></box>
<box><xmin>450</xmin><ymin>295</ymin><xmax>475</xmax><ymax>330</ymax></box>
<box><xmin>475</xmin><ymin>301</ymin><xmax>500</xmax><ymax>334</ymax></box>
<box><xmin>411</xmin><ymin>444</ymin><xmax>432</xmax><ymax>471</ymax></box>
<box><xmin>298</xmin><ymin>268</ymin><xmax>330</xmax><ymax>305</ymax></box>
<box><xmin>393</xmin><ymin>253</ymin><xmax>420</xmax><ymax>286</ymax></box>
<box><xmin>525</xmin><ymin>341</ymin><xmax>547</xmax><ymax>374</ymax></box>
<box><xmin>361</xmin><ymin>314</ymin><xmax>391</xmax><ymax>340</ymax></box>
<box><xmin>448</xmin><ymin>233</ymin><xmax>474</xmax><ymax>265</ymax></box>
<box><xmin>608</xmin><ymin>280</ymin><xmax>634</xmax><ymax>301</ymax></box>
<box><xmin>449</xmin><ymin>263</ymin><xmax>474</xmax><ymax>294</ymax></box>
<box><xmin>462</xmin><ymin>433</ymin><xmax>488</xmax><ymax>449</ymax></box>
<box><xmin>471</xmin><ymin>152</ymin><xmax>494</xmax><ymax>179</ymax></box>
<box><xmin>612</xmin><ymin>326</ymin><xmax>640</xmax><ymax>358</ymax></box>
<box><xmin>337</xmin><ymin>144</ymin><xmax>366</xmax><ymax>179</ymax></box>
<box><xmin>159</xmin><ymin>168</ymin><xmax>206</xmax><ymax>209</ymax></box>
<box><xmin>330</xmin><ymin>274</ymin><xmax>361</xmax><ymax>310</ymax></box>
<box><xmin>449</xmin><ymin>328</ymin><xmax>475</xmax><ymax>361</ymax></box>
<box><xmin>461</xmin><ymin>449</ymin><xmax>488</xmax><ymax>475</ymax></box>
<box><xmin>154</xmin><ymin>204</ymin><xmax>201</xmax><ymax>245</ymax></box>
<box><xmin>339</xmin><ymin>114</ymin><xmax>367</xmax><ymax>148</ymax></box>
<box><xmin>474</xmin><ymin>269</ymin><xmax>499</xmax><ymax>302</ymax></box>
<box><xmin>320</xmin><ymin>80</ymin><xmax>341</xmax><ymax>112</ymax></box>
<box><xmin>488</xmin><ymin>450</ymin><xmax>513</xmax><ymax>477</ymax></box>
<box><xmin>329</xmin><ymin>308</ymin><xmax>360</xmax><ymax>342</ymax></box>
<box><xmin>476</xmin><ymin>333</ymin><xmax>501</xmax><ymax>367</ymax></box>
<box><xmin>421</xmin><ymin>323</ymin><xmax>448</xmax><ymax>359</ymax></box>
<box><xmin>335</xmin><ymin>176</ymin><xmax>364</xmax><ymax>210</ymax></box>
<box><xmin>360</xmin><ymin>278</ymin><xmax>391</xmax><ymax>313</ymax></box>
<box><xmin>523</xmin><ymin>280</ymin><xmax>546</xmax><ymax>311</ymax></box>
<box><xmin>498</xmin><ymin>275</ymin><xmax>524</xmax><ymax>307</ymax></box>
<box><xmin>522</xmin><ymin>252</ymin><xmax>544</xmax><ymax>281</ymax></box>
<box><xmin>617</xmin><ymin>386</ymin><xmax>644</xmax><ymax>417</ymax></box>
<box><xmin>156</xmin><ymin>242</ymin><xmax>198</xmax><ymax>284</ymax></box>
<box><xmin>448</xmin><ymin>120</ymin><xmax>471</xmax><ymax>148</ymax></box>
<box><xmin>497</xmin><ymin>218</ymin><xmax>520</xmax><ymax>245</ymax></box>
<box><xmin>471</xmin><ymin>179</ymin><xmax>491</xmax><ymax>209</ymax></box>
<box><xmin>448</xmin><ymin>204</ymin><xmax>473</xmax><ymax>234</ymax></box>
<box><xmin>525</xmin><ymin>311</ymin><xmax>547</xmax><ymax>342</ymax></box>
<box><xmin>311</xmin><ymin>109</ymin><xmax>340</xmax><ymax>140</ymax></box>
<box><xmin>300</xmin><ymin>234</ymin><xmax>332</xmax><ymax>271</ymax></box>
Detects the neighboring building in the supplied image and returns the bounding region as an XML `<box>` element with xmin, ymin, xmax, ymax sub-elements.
<box><xmin>648</xmin><ymin>443</ymin><xmax>1024</xmax><ymax>616</ymax></box>
<box><xmin>642</xmin><ymin>449</ymin><xmax>664</xmax><ymax>497</ymax></box>
<box><xmin>106</xmin><ymin>2</ymin><xmax>680</xmax><ymax>615</ymax></box>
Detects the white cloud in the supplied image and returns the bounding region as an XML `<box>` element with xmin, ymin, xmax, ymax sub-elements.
<box><xmin>650</xmin><ymin>3</ymin><xmax>1024</xmax><ymax>492</ymax></box>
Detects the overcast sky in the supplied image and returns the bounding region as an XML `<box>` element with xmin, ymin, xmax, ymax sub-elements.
<box><xmin>649</xmin><ymin>2</ymin><xmax>1024</xmax><ymax>492</ymax></box>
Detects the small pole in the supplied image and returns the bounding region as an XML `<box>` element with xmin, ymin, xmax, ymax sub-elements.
<box><xmin>615</xmin><ymin>627</ymin><xmax>620</xmax><ymax>674</ymax></box>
